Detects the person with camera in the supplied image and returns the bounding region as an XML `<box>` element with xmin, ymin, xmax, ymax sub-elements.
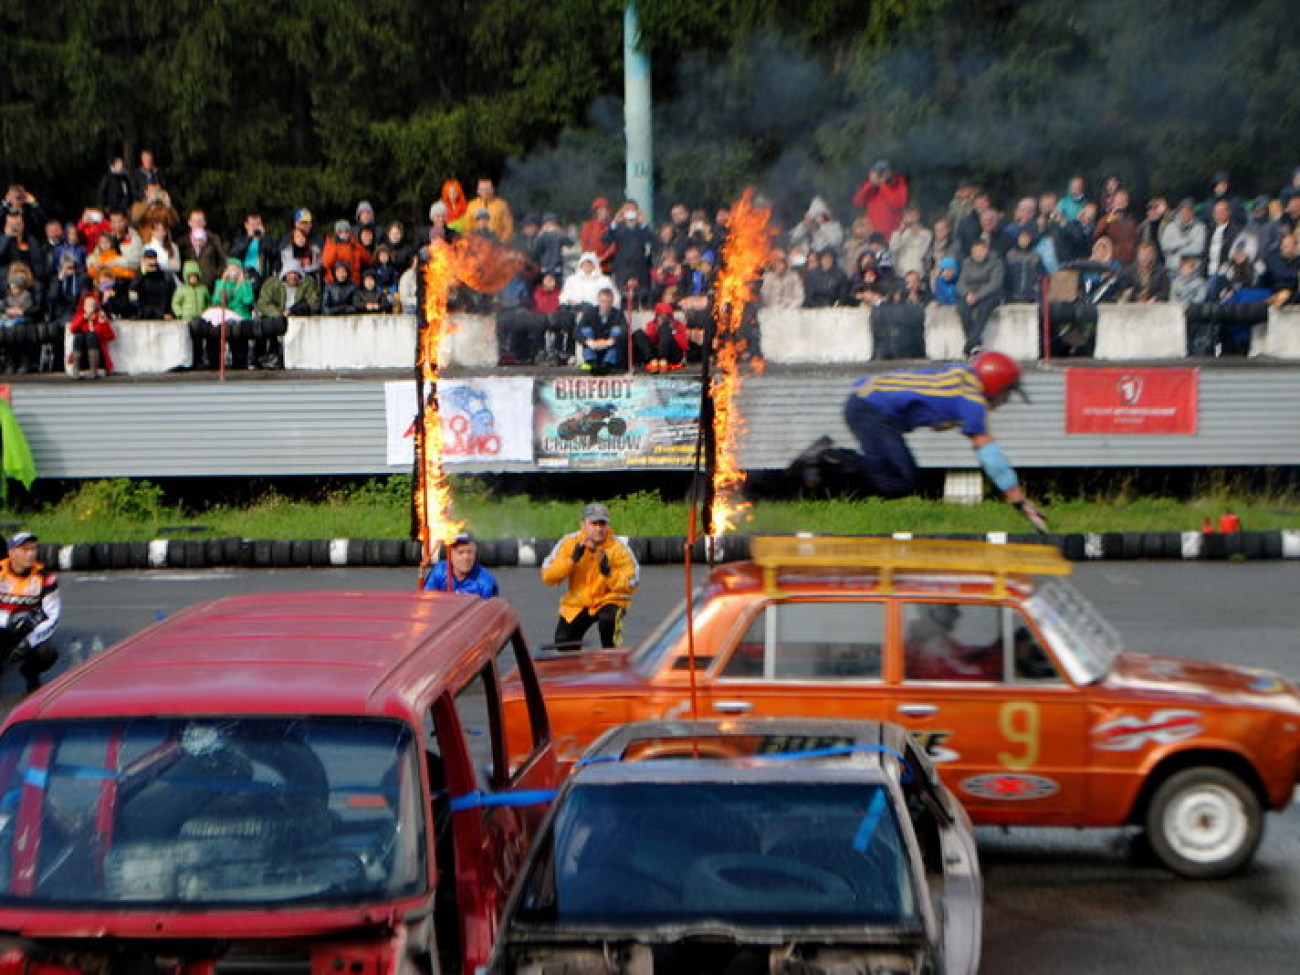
<box><xmin>0</xmin><ymin>532</ymin><xmax>59</xmax><ymax>693</ymax></box>
<box><xmin>541</xmin><ymin>503</ymin><xmax>639</xmax><ymax>649</ymax></box>
<box><xmin>229</xmin><ymin>213</ymin><xmax>278</xmax><ymax>288</ymax></box>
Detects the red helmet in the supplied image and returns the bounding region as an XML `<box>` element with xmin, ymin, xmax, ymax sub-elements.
<box><xmin>971</xmin><ymin>350</ymin><xmax>1025</xmax><ymax>401</ymax></box>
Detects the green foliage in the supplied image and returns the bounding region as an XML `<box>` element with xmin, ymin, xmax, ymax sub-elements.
<box><xmin>62</xmin><ymin>479</ymin><xmax>167</xmax><ymax>523</ymax></box>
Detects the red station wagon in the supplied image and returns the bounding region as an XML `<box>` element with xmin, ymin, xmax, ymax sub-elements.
<box><xmin>0</xmin><ymin>591</ymin><xmax>558</xmax><ymax>975</ymax></box>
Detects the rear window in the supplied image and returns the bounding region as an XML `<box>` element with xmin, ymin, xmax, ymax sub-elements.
<box><xmin>0</xmin><ymin>716</ymin><xmax>426</xmax><ymax>907</ymax></box>
<box><xmin>516</xmin><ymin>781</ymin><xmax>918</xmax><ymax>928</ymax></box>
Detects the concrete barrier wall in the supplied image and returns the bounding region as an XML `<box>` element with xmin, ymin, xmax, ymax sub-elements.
<box><xmin>64</xmin><ymin>305</ymin><xmax>1300</xmax><ymax>376</ymax></box>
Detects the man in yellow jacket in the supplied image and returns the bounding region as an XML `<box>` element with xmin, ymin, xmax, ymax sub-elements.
<box><xmin>541</xmin><ymin>503</ymin><xmax>639</xmax><ymax>648</ymax></box>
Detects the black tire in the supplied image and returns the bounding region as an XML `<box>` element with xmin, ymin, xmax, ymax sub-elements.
<box><xmin>222</xmin><ymin>536</ymin><xmax>247</xmax><ymax>565</ymax></box>
<box><xmin>1144</xmin><ymin>766</ymin><xmax>1263</xmax><ymax>879</ymax></box>
<box><xmin>378</xmin><ymin>539</ymin><xmax>404</xmax><ymax>566</ymax></box>
<box><xmin>129</xmin><ymin>541</ymin><xmax>151</xmax><ymax>569</ymax></box>
<box><xmin>1061</xmin><ymin>534</ymin><xmax>1086</xmax><ymax>561</ymax></box>
<box><xmin>270</xmin><ymin>540</ymin><xmax>293</xmax><ymax>566</ymax></box>
<box><xmin>205</xmin><ymin>538</ymin><xmax>226</xmax><ymax>566</ymax></box>
<box><xmin>289</xmin><ymin>539</ymin><xmax>312</xmax><ymax>567</ymax></box>
<box><xmin>185</xmin><ymin>539</ymin><xmax>208</xmax><ymax>568</ymax></box>
<box><xmin>494</xmin><ymin>538</ymin><xmax>519</xmax><ymax>567</ymax></box>
<box><xmin>607</xmin><ymin>417</ymin><xmax>627</xmax><ymax>436</ymax></box>
<box><xmin>252</xmin><ymin>540</ymin><xmax>274</xmax><ymax>567</ymax></box>
<box><xmin>364</xmin><ymin>539</ymin><xmax>383</xmax><ymax>566</ymax></box>
<box><xmin>403</xmin><ymin>539</ymin><xmax>423</xmax><ymax>566</ymax></box>
<box><xmin>92</xmin><ymin>542</ymin><xmax>114</xmax><ymax>570</ymax></box>
<box><xmin>346</xmin><ymin>539</ymin><xmax>368</xmax><ymax>566</ymax></box>
<box><xmin>311</xmin><ymin>539</ymin><xmax>333</xmax><ymax>567</ymax></box>
<box><xmin>1241</xmin><ymin>532</ymin><xmax>1264</xmax><ymax>560</ymax></box>
<box><xmin>1122</xmin><ymin>533</ymin><xmax>1144</xmax><ymax>560</ymax></box>
<box><xmin>167</xmin><ymin>540</ymin><xmax>188</xmax><ymax>568</ymax></box>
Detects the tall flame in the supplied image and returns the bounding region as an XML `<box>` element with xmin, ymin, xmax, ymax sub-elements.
<box><xmin>709</xmin><ymin>190</ymin><xmax>774</xmax><ymax>536</ymax></box>
<box><xmin>414</xmin><ymin>236</ymin><xmax>524</xmax><ymax>564</ymax></box>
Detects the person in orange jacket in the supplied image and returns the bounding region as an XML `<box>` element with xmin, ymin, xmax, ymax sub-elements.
<box><xmin>321</xmin><ymin>220</ymin><xmax>371</xmax><ymax>283</ymax></box>
<box><xmin>540</xmin><ymin>503</ymin><xmax>640</xmax><ymax>649</ymax></box>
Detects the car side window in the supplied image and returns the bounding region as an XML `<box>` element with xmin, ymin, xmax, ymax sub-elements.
<box><xmin>902</xmin><ymin>602</ymin><xmax>1002</xmax><ymax>681</ymax></box>
<box><xmin>1008</xmin><ymin>610</ymin><xmax>1061</xmax><ymax>683</ymax></box>
<box><xmin>453</xmin><ymin>664</ymin><xmax>500</xmax><ymax>793</ymax></box>
<box><xmin>720</xmin><ymin>602</ymin><xmax>884</xmax><ymax>680</ymax></box>
<box><xmin>495</xmin><ymin>635</ymin><xmax>539</xmax><ymax>779</ymax></box>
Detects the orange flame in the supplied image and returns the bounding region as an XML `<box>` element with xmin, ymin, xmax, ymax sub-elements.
<box><xmin>709</xmin><ymin>190</ymin><xmax>774</xmax><ymax>536</ymax></box>
<box><xmin>415</xmin><ymin>235</ymin><xmax>528</xmax><ymax>565</ymax></box>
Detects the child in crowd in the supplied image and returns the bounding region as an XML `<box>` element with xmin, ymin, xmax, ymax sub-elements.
<box><xmin>67</xmin><ymin>290</ymin><xmax>115</xmax><ymax>378</ymax></box>
<box><xmin>933</xmin><ymin>257</ymin><xmax>961</xmax><ymax>305</ymax></box>
<box><xmin>634</xmin><ymin>301</ymin><xmax>688</xmax><ymax>372</ymax></box>
<box><xmin>322</xmin><ymin>261</ymin><xmax>359</xmax><ymax>315</ymax></box>
<box><xmin>1170</xmin><ymin>255</ymin><xmax>1208</xmax><ymax>306</ymax></box>
<box><xmin>354</xmin><ymin>268</ymin><xmax>391</xmax><ymax>314</ymax></box>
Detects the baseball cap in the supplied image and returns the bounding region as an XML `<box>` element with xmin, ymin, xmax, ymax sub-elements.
<box><xmin>450</xmin><ymin>531</ymin><xmax>475</xmax><ymax>546</ymax></box>
<box><xmin>8</xmin><ymin>531</ymin><xmax>37</xmax><ymax>549</ymax></box>
<box><xmin>293</xmin><ymin>208</ymin><xmax>313</xmax><ymax>224</ymax></box>
<box><xmin>583</xmin><ymin>503</ymin><xmax>611</xmax><ymax>523</ymax></box>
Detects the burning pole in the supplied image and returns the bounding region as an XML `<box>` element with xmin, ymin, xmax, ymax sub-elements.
<box><xmin>700</xmin><ymin>189</ymin><xmax>774</xmax><ymax>544</ymax></box>
<box><xmin>413</xmin><ymin>240</ymin><xmax>464</xmax><ymax>575</ymax></box>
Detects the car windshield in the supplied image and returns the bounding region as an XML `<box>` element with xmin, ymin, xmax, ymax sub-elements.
<box><xmin>517</xmin><ymin>780</ymin><xmax>918</xmax><ymax>928</ymax></box>
<box><xmin>0</xmin><ymin>716</ymin><xmax>426</xmax><ymax>907</ymax></box>
<box><xmin>629</xmin><ymin>589</ymin><xmax>709</xmax><ymax>677</ymax></box>
<box><xmin>1023</xmin><ymin>579</ymin><xmax>1124</xmax><ymax>684</ymax></box>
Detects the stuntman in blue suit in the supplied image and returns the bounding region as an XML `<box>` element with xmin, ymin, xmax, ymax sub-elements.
<box><xmin>792</xmin><ymin>351</ymin><xmax>1049</xmax><ymax>532</ymax></box>
<box><xmin>422</xmin><ymin>532</ymin><xmax>500</xmax><ymax>598</ymax></box>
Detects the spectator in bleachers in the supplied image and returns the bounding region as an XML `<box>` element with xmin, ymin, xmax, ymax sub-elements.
<box><xmin>560</xmin><ymin>251</ymin><xmax>618</xmax><ymax>312</ymax></box>
<box><xmin>1242</xmin><ymin>198</ymin><xmax>1281</xmax><ymax>259</ymax></box>
<box><xmin>852</xmin><ymin>250</ymin><xmax>895</xmax><ymax>307</ymax></box>
<box><xmin>369</xmin><ymin>243</ymin><xmax>399</xmax><ymax>297</ymax></box>
<box><xmin>52</xmin><ymin>223</ymin><xmax>87</xmax><ymax>276</ymax></box>
<box><xmin>67</xmin><ymin>290</ymin><xmax>114</xmax><ymax>378</ymax></box>
<box><xmin>532</xmin><ymin>213</ymin><xmax>570</xmax><ymax>279</ymax></box>
<box><xmin>649</xmin><ymin>248</ymin><xmax>680</xmax><ymax>302</ymax></box>
<box><xmin>667</xmin><ymin>202</ymin><xmax>691</xmax><ymax>257</ymax></box>
<box><xmin>131</xmin><ymin>182</ymin><xmax>180</xmax><ymax>240</ymax></box>
<box><xmin>354</xmin><ymin>200</ymin><xmax>377</xmax><ymax>236</ymax></box>
<box><xmin>38</xmin><ymin>220</ymin><xmax>64</xmax><ymax>287</ymax></box>
<box><xmin>633</xmin><ymin>301</ymin><xmax>688</xmax><ymax>372</ymax></box>
<box><xmin>134</xmin><ymin>248</ymin><xmax>176</xmax><ymax>319</ymax></box>
<box><xmin>1075</xmin><ymin>237</ymin><xmax>1123</xmax><ymax>303</ymax></box>
<box><xmin>229</xmin><ymin>213</ymin><xmax>276</xmax><ymax>287</ymax></box>
<box><xmin>86</xmin><ymin>232</ymin><xmax>133</xmax><ymax>290</ymax></box>
<box><xmin>322</xmin><ymin>220</ymin><xmax>370</xmax><ymax>282</ymax></box>
<box><xmin>4</xmin><ymin>185</ymin><xmax>45</xmax><ymax>239</ymax></box>
<box><xmin>0</xmin><ymin>212</ymin><xmax>45</xmax><ymax>281</ymax></box>
<box><xmin>357</xmin><ymin>224</ymin><xmax>380</xmax><ymax>262</ymax></box>
<box><xmin>180</xmin><ymin>211</ymin><xmax>226</xmax><ymax>287</ymax></box>
<box><xmin>1099</xmin><ymin>174</ymin><xmax>1123</xmax><ymax>215</ymax></box>
<box><xmin>1094</xmin><ymin>188</ymin><xmax>1138</xmax><ymax>265</ymax></box>
<box><xmin>466</xmin><ymin>178</ymin><xmax>513</xmax><ymax>244</ymax></box>
<box><xmin>1003</xmin><ymin>228</ymin><xmax>1044</xmax><ymax>303</ymax></box>
<box><xmin>900</xmin><ymin>269</ymin><xmax>932</xmax><ymax>306</ymax></box>
<box><xmin>107</xmin><ymin>211</ymin><xmax>143</xmax><ymax>272</ymax></box>
<box><xmin>575</xmin><ymin>287</ymin><xmax>626</xmax><ymax>373</ymax></box>
<box><xmin>1170</xmin><ymin>253</ymin><xmax>1208</xmax><ymax>306</ymax></box>
<box><xmin>802</xmin><ymin>247</ymin><xmax>853</xmax><ymax>308</ymax></box>
<box><xmin>1262</xmin><ymin>233</ymin><xmax>1300</xmax><ymax>304</ymax></box>
<box><xmin>789</xmin><ymin>196</ymin><xmax>844</xmax><ymax>256</ymax></box>
<box><xmin>1117</xmin><ymin>241</ymin><xmax>1171</xmax><ymax>302</ymax></box>
<box><xmin>1159</xmin><ymin>199</ymin><xmax>1206</xmax><ymax>272</ymax></box>
<box><xmin>927</xmin><ymin>217</ymin><xmax>958</xmax><ymax>279</ymax></box>
<box><xmin>1204</xmin><ymin>172</ymin><xmax>1247</xmax><ymax>226</ymax></box>
<box><xmin>580</xmin><ymin>198</ymin><xmax>615</xmax><ymax>271</ymax></box>
<box><xmin>280</xmin><ymin>224</ymin><xmax>323</xmax><ymax>281</ymax></box>
<box><xmin>130</xmin><ymin>149</ymin><xmax>163</xmax><ymax>202</ymax></box>
<box><xmin>532</xmin><ymin>271</ymin><xmax>570</xmax><ymax>365</ymax></box>
<box><xmin>759</xmin><ymin>249</ymin><xmax>804</xmax><ymax>309</ymax></box>
<box><xmin>955</xmin><ymin>189</ymin><xmax>993</xmax><ymax>256</ymax></box>
<box><xmin>1205</xmin><ymin>198</ymin><xmax>1244</xmax><ymax>298</ymax></box>
<box><xmin>853</xmin><ymin>160</ymin><xmax>909</xmax><ymax>238</ymax></box>
<box><xmin>687</xmin><ymin>208</ymin><xmax>716</xmax><ymax>251</ymax></box>
<box><xmin>676</xmin><ymin>246</ymin><xmax>714</xmax><ymax>332</ymax></box>
<box><xmin>495</xmin><ymin>263</ymin><xmax>541</xmax><ymax>364</ymax></box>
<box><xmin>1136</xmin><ymin>196</ymin><xmax>1169</xmax><ymax>263</ymax></box>
<box><xmin>173</xmin><ymin>260</ymin><xmax>210</xmax><ymax>325</ymax></box>
<box><xmin>46</xmin><ymin>253</ymin><xmax>90</xmax><ymax>326</ymax></box>
<box><xmin>1055</xmin><ymin>176</ymin><xmax>1088</xmax><ymax>221</ymax></box>
<box><xmin>384</xmin><ymin>221</ymin><xmax>413</xmax><ymax>273</ymax></box>
<box><xmin>1060</xmin><ymin>201</ymin><xmax>1098</xmax><ymax>263</ymax></box>
<box><xmin>603</xmin><ymin>201</ymin><xmax>654</xmax><ymax>296</ymax></box>
<box><xmin>425</xmin><ymin>202</ymin><xmax>458</xmax><ymax>246</ymax></box>
<box><xmin>999</xmin><ymin>198</ymin><xmax>1039</xmax><ymax>254</ymax></box>
<box><xmin>322</xmin><ymin>261</ymin><xmax>360</xmax><ymax>316</ymax></box>
<box><xmin>889</xmin><ymin>206</ymin><xmax>932</xmax><ymax>278</ymax></box>
<box><xmin>957</xmin><ymin>237</ymin><xmax>1004</xmax><ymax>355</ymax></box>
<box><xmin>840</xmin><ymin>216</ymin><xmax>873</xmax><ymax>271</ymax></box>
<box><xmin>202</xmin><ymin>260</ymin><xmax>256</xmax><ymax>369</ymax></box>
<box><xmin>3</xmin><ymin>265</ymin><xmax>35</xmax><ymax>329</ymax></box>
<box><xmin>142</xmin><ymin>220</ymin><xmax>181</xmax><ymax>276</ymax></box>
<box><xmin>354</xmin><ymin>267</ymin><xmax>391</xmax><ymax>315</ymax></box>
<box><xmin>97</xmin><ymin>158</ymin><xmax>133</xmax><ymax>217</ymax></box>
<box><xmin>946</xmin><ymin>179</ymin><xmax>978</xmax><ymax>230</ymax></box>
<box><xmin>438</xmin><ymin>180</ymin><xmax>469</xmax><ymax>235</ymax></box>
<box><xmin>467</xmin><ymin>208</ymin><xmax>500</xmax><ymax>248</ymax></box>
<box><xmin>1279</xmin><ymin>167</ymin><xmax>1300</xmax><ymax>206</ymax></box>
<box><xmin>651</xmin><ymin>222</ymin><xmax>677</xmax><ymax>266</ymax></box>
<box><xmin>933</xmin><ymin>257</ymin><xmax>960</xmax><ymax>306</ymax></box>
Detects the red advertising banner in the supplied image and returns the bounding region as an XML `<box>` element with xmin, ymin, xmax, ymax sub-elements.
<box><xmin>1065</xmin><ymin>367</ymin><xmax>1198</xmax><ymax>435</ymax></box>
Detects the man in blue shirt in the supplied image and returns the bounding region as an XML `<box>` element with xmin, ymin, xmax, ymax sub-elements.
<box><xmin>422</xmin><ymin>532</ymin><xmax>500</xmax><ymax>598</ymax></box>
<box><xmin>790</xmin><ymin>351</ymin><xmax>1049</xmax><ymax>532</ymax></box>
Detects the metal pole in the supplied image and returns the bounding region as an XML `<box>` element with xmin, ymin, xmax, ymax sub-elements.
<box><xmin>624</xmin><ymin>2</ymin><xmax>653</xmax><ymax>220</ymax></box>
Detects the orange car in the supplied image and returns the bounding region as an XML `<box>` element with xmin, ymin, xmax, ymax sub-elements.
<box><xmin>515</xmin><ymin>536</ymin><xmax>1300</xmax><ymax>879</ymax></box>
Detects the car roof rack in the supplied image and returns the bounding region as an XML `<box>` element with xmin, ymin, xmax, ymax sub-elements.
<box><xmin>750</xmin><ymin>536</ymin><xmax>1071</xmax><ymax>597</ymax></box>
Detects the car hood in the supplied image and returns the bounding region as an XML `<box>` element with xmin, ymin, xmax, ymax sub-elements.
<box><xmin>1104</xmin><ymin>652</ymin><xmax>1300</xmax><ymax>710</ymax></box>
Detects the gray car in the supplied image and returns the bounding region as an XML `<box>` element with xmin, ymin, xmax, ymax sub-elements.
<box><xmin>491</xmin><ymin>719</ymin><xmax>982</xmax><ymax>975</ymax></box>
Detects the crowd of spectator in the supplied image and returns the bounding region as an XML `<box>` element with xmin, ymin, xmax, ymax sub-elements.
<box><xmin>5</xmin><ymin>152</ymin><xmax>1300</xmax><ymax>376</ymax></box>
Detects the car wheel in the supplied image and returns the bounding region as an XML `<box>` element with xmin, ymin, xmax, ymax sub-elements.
<box><xmin>1144</xmin><ymin>767</ymin><xmax>1262</xmax><ymax>879</ymax></box>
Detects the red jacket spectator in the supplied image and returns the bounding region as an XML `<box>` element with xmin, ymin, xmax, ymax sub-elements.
<box><xmin>533</xmin><ymin>277</ymin><xmax>561</xmax><ymax>314</ymax></box>
<box><xmin>580</xmin><ymin>197</ymin><xmax>616</xmax><ymax>270</ymax></box>
<box><xmin>68</xmin><ymin>291</ymin><xmax>117</xmax><ymax>374</ymax></box>
<box><xmin>852</xmin><ymin>161</ymin><xmax>909</xmax><ymax>238</ymax></box>
<box><xmin>321</xmin><ymin>222</ymin><xmax>371</xmax><ymax>283</ymax></box>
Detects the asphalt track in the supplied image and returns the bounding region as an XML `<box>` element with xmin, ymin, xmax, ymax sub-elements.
<box><xmin>21</xmin><ymin>562</ymin><xmax>1300</xmax><ymax>974</ymax></box>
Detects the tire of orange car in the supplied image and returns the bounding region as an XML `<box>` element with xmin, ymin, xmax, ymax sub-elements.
<box><xmin>1144</xmin><ymin>766</ymin><xmax>1263</xmax><ymax>879</ymax></box>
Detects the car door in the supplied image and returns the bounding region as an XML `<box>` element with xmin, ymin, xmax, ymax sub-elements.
<box><xmin>702</xmin><ymin>598</ymin><xmax>890</xmax><ymax>726</ymax></box>
<box><xmin>888</xmin><ymin>600</ymin><xmax>1089</xmax><ymax>822</ymax></box>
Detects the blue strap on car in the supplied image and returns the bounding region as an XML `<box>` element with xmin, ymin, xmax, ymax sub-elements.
<box><xmin>852</xmin><ymin>789</ymin><xmax>889</xmax><ymax>853</ymax></box>
<box><xmin>449</xmin><ymin>789</ymin><xmax>557</xmax><ymax>813</ymax></box>
<box><xmin>976</xmin><ymin>442</ymin><xmax>1019</xmax><ymax>492</ymax></box>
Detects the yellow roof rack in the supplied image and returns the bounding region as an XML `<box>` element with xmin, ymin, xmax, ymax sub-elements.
<box><xmin>750</xmin><ymin>536</ymin><xmax>1071</xmax><ymax>597</ymax></box>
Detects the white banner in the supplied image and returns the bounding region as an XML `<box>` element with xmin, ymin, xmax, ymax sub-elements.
<box><xmin>385</xmin><ymin>378</ymin><xmax>535</xmax><ymax>467</ymax></box>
